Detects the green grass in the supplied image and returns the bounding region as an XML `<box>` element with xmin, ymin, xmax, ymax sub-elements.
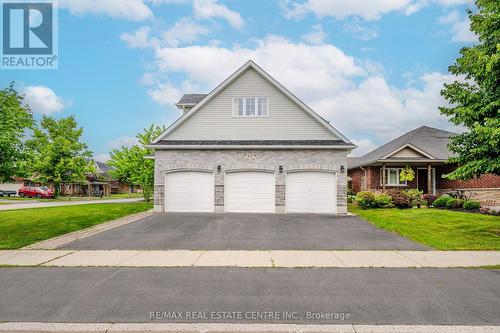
<box><xmin>349</xmin><ymin>203</ymin><xmax>500</xmax><ymax>250</ymax></box>
<box><xmin>109</xmin><ymin>192</ymin><xmax>143</xmax><ymax>198</ymax></box>
<box><xmin>0</xmin><ymin>196</ymin><xmax>34</xmax><ymax>201</ymax></box>
<box><xmin>0</xmin><ymin>202</ymin><xmax>152</xmax><ymax>249</ymax></box>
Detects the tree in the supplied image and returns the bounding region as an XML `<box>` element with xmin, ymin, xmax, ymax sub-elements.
<box><xmin>0</xmin><ymin>83</ymin><xmax>34</xmax><ymax>182</ymax></box>
<box><xmin>108</xmin><ymin>125</ymin><xmax>165</xmax><ymax>202</ymax></box>
<box><xmin>439</xmin><ymin>0</ymin><xmax>500</xmax><ymax>180</ymax></box>
<box><xmin>27</xmin><ymin>116</ymin><xmax>93</xmax><ymax>195</ymax></box>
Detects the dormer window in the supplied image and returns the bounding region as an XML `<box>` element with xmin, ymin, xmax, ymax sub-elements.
<box><xmin>233</xmin><ymin>97</ymin><xmax>268</xmax><ymax>117</ymax></box>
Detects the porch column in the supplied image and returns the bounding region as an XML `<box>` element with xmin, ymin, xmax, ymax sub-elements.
<box><xmin>382</xmin><ymin>164</ymin><xmax>386</xmax><ymax>191</ymax></box>
<box><xmin>88</xmin><ymin>184</ymin><xmax>92</xmax><ymax>197</ymax></box>
<box><xmin>427</xmin><ymin>164</ymin><xmax>432</xmax><ymax>195</ymax></box>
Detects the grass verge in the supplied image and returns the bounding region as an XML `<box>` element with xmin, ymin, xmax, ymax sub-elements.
<box><xmin>0</xmin><ymin>202</ymin><xmax>152</xmax><ymax>249</ymax></box>
<box><xmin>349</xmin><ymin>203</ymin><xmax>500</xmax><ymax>250</ymax></box>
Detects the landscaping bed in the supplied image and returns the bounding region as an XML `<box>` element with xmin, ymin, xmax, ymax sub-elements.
<box><xmin>349</xmin><ymin>203</ymin><xmax>500</xmax><ymax>250</ymax></box>
<box><xmin>0</xmin><ymin>202</ymin><xmax>153</xmax><ymax>249</ymax></box>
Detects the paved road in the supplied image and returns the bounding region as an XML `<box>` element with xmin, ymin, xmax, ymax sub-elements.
<box><xmin>0</xmin><ymin>198</ymin><xmax>143</xmax><ymax>211</ymax></box>
<box><xmin>1</xmin><ymin>267</ymin><xmax>499</xmax><ymax>324</ymax></box>
<box><xmin>62</xmin><ymin>213</ymin><xmax>427</xmax><ymax>250</ymax></box>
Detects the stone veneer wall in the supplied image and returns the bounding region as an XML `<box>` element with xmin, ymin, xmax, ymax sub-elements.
<box><xmin>154</xmin><ymin>149</ymin><xmax>348</xmax><ymax>214</ymax></box>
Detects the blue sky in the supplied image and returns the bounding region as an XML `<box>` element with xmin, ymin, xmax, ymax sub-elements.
<box><xmin>1</xmin><ymin>0</ymin><xmax>477</xmax><ymax>160</ymax></box>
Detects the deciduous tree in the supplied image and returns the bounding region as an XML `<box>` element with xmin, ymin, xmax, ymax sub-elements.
<box><xmin>0</xmin><ymin>83</ymin><xmax>34</xmax><ymax>182</ymax></box>
<box><xmin>439</xmin><ymin>0</ymin><xmax>500</xmax><ymax>179</ymax></box>
<box><xmin>27</xmin><ymin>116</ymin><xmax>93</xmax><ymax>195</ymax></box>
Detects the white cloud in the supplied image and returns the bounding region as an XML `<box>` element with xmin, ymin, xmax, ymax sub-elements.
<box><xmin>282</xmin><ymin>0</ymin><xmax>413</xmax><ymax>21</ymax></box>
<box><xmin>148</xmin><ymin>82</ymin><xmax>183</xmax><ymax>106</ymax></box>
<box><xmin>351</xmin><ymin>139</ymin><xmax>378</xmax><ymax>156</ymax></box>
<box><xmin>23</xmin><ymin>86</ymin><xmax>67</xmax><ymax>115</ymax></box>
<box><xmin>94</xmin><ymin>153</ymin><xmax>111</xmax><ymax>163</ymax></box>
<box><xmin>58</xmin><ymin>0</ymin><xmax>153</xmax><ymax>21</ymax></box>
<box><xmin>193</xmin><ymin>0</ymin><xmax>244</xmax><ymax>28</ymax></box>
<box><xmin>281</xmin><ymin>0</ymin><xmax>474</xmax><ymax>20</ymax></box>
<box><xmin>438</xmin><ymin>11</ymin><xmax>478</xmax><ymax>42</ymax></box>
<box><xmin>120</xmin><ymin>26</ymin><xmax>156</xmax><ymax>48</ymax></box>
<box><xmin>146</xmin><ymin>36</ymin><xmax>459</xmax><ymax>144</ymax></box>
<box><xmin>343</xmin><ymin>20</ymin><xmax>379</xmax><ymax>40</ymax></box>
<box><xmin>301</xmin><ymin>24</ymin><xmax>327</xmax><ymax>45</ymax></box>
<box><xmin>162</xmin><ymin>18</ymin><xmax>211</xmax><ymax>47</ymax></box>
<box><xmin>106</xmin><ymin>136</ymin><xmax>140</xmax><ymax>149</ymax></box>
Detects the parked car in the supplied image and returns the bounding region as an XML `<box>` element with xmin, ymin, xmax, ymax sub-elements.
<box><xmin>0</xmin><ymin>189</ymin><xmax>17</xmax><ymax>197</ymax></box>
<box><xmin>18</xmin><ymin>186</ymin><xmax>55</xmax><ymax>199</ymax></box>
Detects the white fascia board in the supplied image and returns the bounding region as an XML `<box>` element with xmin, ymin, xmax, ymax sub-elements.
<box><xmin>145</xmin><ymin>145</ymin><xmax>355</xmax><ymax>150</ymax></box>
<box><xmin>381</xmin><ymin>143</ymin><xmax>436</xmax><ymax>160</ymax></box>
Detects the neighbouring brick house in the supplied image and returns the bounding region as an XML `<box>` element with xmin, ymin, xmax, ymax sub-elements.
<box><xmin>347</xmin><ymin>126</ymin><xmax>500</xmax><ymax>204</ymax></box>
<box><xmin>24</xmin><ymin>160</ymin><xmax>140</xmax><ymax>197</ymax></box>
<box><xmin>148</xmin><ymin>60</ymin><xmax>355</xmax><ymax>214</ymax></box>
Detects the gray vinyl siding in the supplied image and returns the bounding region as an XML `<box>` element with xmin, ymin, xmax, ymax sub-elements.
<box><xmin>163</xmin><ymin>68</ymin><xmax>338</xmax><ymax>141</ymax></box>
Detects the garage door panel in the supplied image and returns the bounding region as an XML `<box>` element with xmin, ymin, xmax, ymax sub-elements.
<box><xmin>287</xmin><ymin>172</ymin><xmax>337</xmax><ymax>214</ymax></box>
<box><xmin>165</xmin><ymin>172</ymin><xmax>214</xmax><ymax>212</ymax></box>
<box><xmin>225</xmin><ymin>172</ymin><xmax>275</xmax><ymax>213</ymax></box>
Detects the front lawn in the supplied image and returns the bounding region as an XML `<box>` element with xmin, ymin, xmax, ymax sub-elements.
<box><xmin>349</xmin><ymin>204</ymin><xmax>500</xmax><ymax>250</ymax></box>
<box><xmin>0</xmin><ymin>202</ymin><xmax>152</xmax><ymax>249</ymax></box>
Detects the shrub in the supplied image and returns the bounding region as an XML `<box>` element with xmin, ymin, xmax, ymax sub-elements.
<box><xmin>385</xmin><ymin>190</ymin><xmax>412</xmax><ymax>209</ymax></box>
<box><xmin>374</xmin><ymin>193</ymin><xmax>394</xmax><ymax>208</ymax></box>
<box><xmin>347</xmin><ymin>194</ymin><xmax>356</xmax><ymax>204</ymax></box>
<box><xmin>446</xmin><ymin>198</ymin><xmax>465</xmax><ymax>209</ymax></box>
<box><xmin>463</xmin><ymin>200</ymin><xmax>481</xmax><ymax>210</ymax></box>
<box><xmin>405</xmin><ymin>189</ymin><xmax>423</xmax><ymax>207</ymax></box>
<box><xmin>433</xmin><ymin>195</ymin><xmax>453</xmax><ymax>208</ymax></box>
<box><xmin>356</xmin><ymin>191</ymin><xmax>375</xmax><ymax>209</ymax></box>
<box><xmin>422</xmin><ymin>194</ymin><xmax>437</xmax><ymax>205</ymax></box>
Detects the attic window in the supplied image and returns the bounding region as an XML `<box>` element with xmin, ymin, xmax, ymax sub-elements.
<box><xmin>233</xmin><ymin>97</ymin><xmax>268</xmax><ymax>117</ymax></box>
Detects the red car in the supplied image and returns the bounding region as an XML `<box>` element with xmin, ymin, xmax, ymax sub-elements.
<box><xmin>18</xmin><ymin>186</ymin><xmax>55</xmax><ymax>199</ymax></box>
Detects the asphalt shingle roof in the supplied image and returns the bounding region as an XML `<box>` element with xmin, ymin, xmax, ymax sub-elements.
<box><xmin>152</xmin><ymin>140</ymin><xmax>350</xmax><ymax>146</ymax></box>
<box><xmin>177</xmin><ymin>94</ymin><xmax>207</xmax><ymax>105</ymax></box>
<box><xmin>348</xmin><ymin>126</ymin><xmax>457</xmax><ymax>169</ymax></box>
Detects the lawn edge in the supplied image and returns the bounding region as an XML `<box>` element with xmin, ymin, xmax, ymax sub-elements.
<box><xmin>21</xmin><ymin>209</ymin><xmax>154</xmax><ymax>250</ymax></box>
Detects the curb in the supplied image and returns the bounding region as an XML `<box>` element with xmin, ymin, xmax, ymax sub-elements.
<box><xmin>22</xmin><ymin>210</ymin><xmax>154</xmax><ymax>250</ymax></box>
<box><xmin>0</xmin><ymin>323</ymin><xmax>499</xmax><ymax>333</ymax></box>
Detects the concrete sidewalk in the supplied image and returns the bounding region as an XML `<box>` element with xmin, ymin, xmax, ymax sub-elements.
<box><xmin>0</xmin><ymin>250</ymin><xmax>498</xmax><ymax>267</ymax></box>
<box><xmin>0</xmin><ymin>322</ymin><xmax>499</xmax><ymax>333</ymax></box>
<box><xmin>0</xmin><ymin>197</ymin><xmax>143</xmax><ymax>211</ymax></box>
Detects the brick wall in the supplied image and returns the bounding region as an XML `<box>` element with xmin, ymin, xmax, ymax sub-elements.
<box><xmin>436</xmin><ymin>164</ymin><xmax>500</xmax><ymax>189</ymax></box>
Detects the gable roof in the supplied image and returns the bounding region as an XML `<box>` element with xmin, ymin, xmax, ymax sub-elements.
<box><xmin>176</xmin><ymin>94</ymin><xmax>207</xmax><ymax>106</ymax></box>
<box><xmin>95</xmin><ymin>161</ymin><xmax>111</xmax><ymax>174</ymax></box>
<box><xmin>151</xmin><ymin>60</ymin><xmax>354</xmax><ymax>146</ymax></box>
<box><xmin>348</xmin><ymin>126</ymin><xmax>457</xmax><ymax>169</ymax></box>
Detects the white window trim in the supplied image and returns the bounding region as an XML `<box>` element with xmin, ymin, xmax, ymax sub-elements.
<box><xmin>232</xmin><ymin>97</ymin><xmax>268</xmax><ymax>117</ymax></box>
<box><xmin>380</xmin><ymin>167</ymin><xmax>407</xmax><ymax>186</ymax></box>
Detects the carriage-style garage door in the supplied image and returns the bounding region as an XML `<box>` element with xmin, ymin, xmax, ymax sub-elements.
<box><xmin>165</xmin><ymin>171</ymin><xmax>214</xmax><ymax>212</ymax></box>
<box><xmin>225</xmin><ymin>171</ymin><xmax>275</xmax><ymax>213</ymax></box>
<box><xmin>286</xmin><ymin>171</ymin><xmax>337</xmax><ymax>214</ymax></box>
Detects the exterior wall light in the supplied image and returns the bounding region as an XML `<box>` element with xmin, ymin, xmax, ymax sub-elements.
<box><xmin>279</xmin><ymin>165</ymin><xmax>284</xmax><ymax>173</ymax></box>
<box><xmin>217</xmin><ymin>165</ymin><xmax>222</xmax><ymax>173</ymax></box>
<box><xmin>340</xmin><ymin>165</ymin><xmax>345</xmax><ymax>173</ymax></box>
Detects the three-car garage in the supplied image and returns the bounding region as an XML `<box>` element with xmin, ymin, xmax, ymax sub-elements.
<box><xmin>164</xmin><ymin>170</ymin><xmax>337</xmax><ymax>214</ymax></box>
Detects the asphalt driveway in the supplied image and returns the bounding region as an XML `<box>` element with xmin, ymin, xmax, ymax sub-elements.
<box><xmin>61</xmin><ymin>213</ymin><xmax>427</xmax><ymax>250</ymax></box>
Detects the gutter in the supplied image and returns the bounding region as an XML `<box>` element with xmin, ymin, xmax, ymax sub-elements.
<box><xmin>145</xmin><ymin>145</ymin><xmax>356</xmax><ymax>150</ymax></box>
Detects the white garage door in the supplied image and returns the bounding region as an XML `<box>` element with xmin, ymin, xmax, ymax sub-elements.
<box><xmin>225</xmin><ymin>171</ymin><xmax>275</xmax><ymax>213</ymax></box>
<box><xmin>286</xmin><ymin>172</ymin><xmax>337</xmax><ymax>214</ymax></box>
<box><xmin>165</xmin><ymin>171</ymin><xmax>214</xmax><ymax>212</ymax></box>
